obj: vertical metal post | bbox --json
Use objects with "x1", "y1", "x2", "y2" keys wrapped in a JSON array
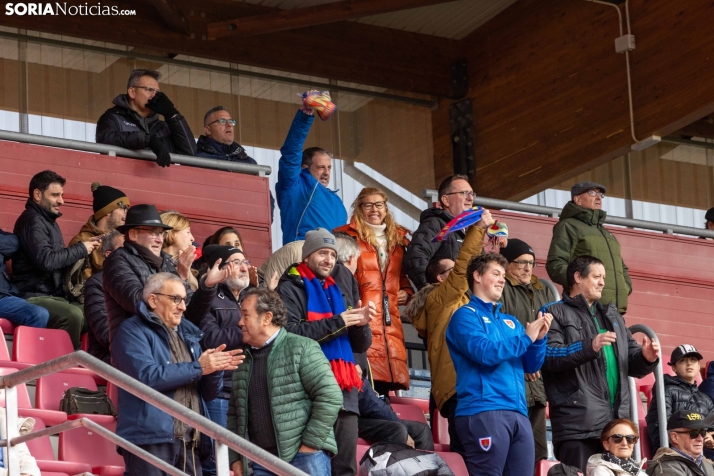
[
  {"x1": 215, "y1": 441, "x2": 230, "y2": 476},
  {"x1": 629, "y1": 377, "x2": 642, "y2": 462},
  {"x1": 4, "y1": 386, "x2": 20, "y2": 475}
]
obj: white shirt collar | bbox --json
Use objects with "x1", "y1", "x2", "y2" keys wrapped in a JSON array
[{"x1": 252, "y1": 328, "x2": 280, "y2": 349}]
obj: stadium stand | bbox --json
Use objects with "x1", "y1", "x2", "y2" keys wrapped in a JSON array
[
  {"x1": 58, "y1": 419, "x2": 125, "y2": 475},
  {"x1": 0, "y1": 367, "x2": 67, "y2": 425},
  {"x1": 25, "y1": 417, "x2": 93, "y2": 475},
  {"x1": 36, "y1": 372, "x2": 116, "y2": 425}
]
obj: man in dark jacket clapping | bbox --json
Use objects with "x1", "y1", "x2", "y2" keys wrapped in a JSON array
[
  {"x1": 542, "y1": 255, "x2": 659, "y2": 471},
  {"x1": 96, "y1": 69, "x2": 196, "y2": 168}
]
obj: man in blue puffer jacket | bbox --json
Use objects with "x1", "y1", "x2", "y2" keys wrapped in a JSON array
[
  {"x1": 112, "y1": 272, "x2": 244, "y2": 476},
  {"x1": 446, "y1": 252, "x2": 551, "y2": 476},
  {"x1": 275, "y1": 94, "x2": 347, "y2": 245}
]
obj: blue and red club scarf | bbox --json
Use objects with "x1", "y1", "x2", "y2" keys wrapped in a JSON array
[{"x1": 295, "y1": 262, "x2": 362, "y2": 391}]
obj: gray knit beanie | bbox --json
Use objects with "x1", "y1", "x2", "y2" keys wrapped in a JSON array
[{"x1": 302, "y1": 228, "x2": 338, "y2": 260}]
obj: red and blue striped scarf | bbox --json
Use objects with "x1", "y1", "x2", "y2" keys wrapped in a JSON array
[{"x1": 296, "y1": 262, "x2": 362, "y2": 391}]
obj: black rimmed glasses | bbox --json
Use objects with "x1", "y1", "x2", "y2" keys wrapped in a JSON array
[
  {"x1": 444, "y1": 191, "x2": 475, "y2": 199},
  {"x1": 513, "y1": 260, "x2": 536, "y2": 269},
  {"x1": 361, "y1": 201, "x2": 386, "y2": 211},
  {"x1": 153, "y1": 293, "x2": 187, "y2": 305},
  {"x1": 207, "y1": 118, "x2": 237, "y2": 127},
  {"x1": 133, "y1": 85, "x2": 160, "y2": 94}
]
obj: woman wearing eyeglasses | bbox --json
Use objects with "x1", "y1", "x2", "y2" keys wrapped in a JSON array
[
  {"x1": 587, "y1": 418, "x2": 645, "y2": 475},
  {"x1": 160, "y1": 211, "x2": 199, "y2": 291},
  {"x1": 334, "y1": 187, "x2": 413, "y2": 395}
]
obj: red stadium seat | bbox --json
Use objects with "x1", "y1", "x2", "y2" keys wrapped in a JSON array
[
  {"x1": 0, "y1": 318, "x2": 14, "y2": 335},
  {"x1": 431, "y1": 409, "x2": 451, "y2": 452},
  {"x1": 638, "y1": 418, "x2": 653, "y2": 460},
  {"x1": 705, "y1": 361, "x2": 711, "y2": 379},
  {"x1": 0, "y1": 367, "x2": 67, "y2": 425},
  {"x1": 13, "y1": 326, "x2": 106, "y2": 385},
  {"x1": 36, "y1": 372, "x2": 116, "y2": 425},
  {"x1": 437, "y1": 451, "x2": 468, "y2": 476},
  {"x1": 59, "y1": 419, "x2": 125, "y2": 475},
  {"x1": 25, "y1": 417, "x2": 93, "y2": 475},
  {"x1": 106, "y1": 381, "x2": 119, "y2": 411},
  {"x1": 356, "y1": 443, "x2": 370, "y2": 468},
  {"x1": 390, "y1": 403, "x2": 427, "y2": 424},
  {"x1": 0, "y1": 335, "x2": 31, "y2": 370},
  {"x1": 637, "y1": 373, "x2": 655, "y2": 405},
  {"x1": 81, "y1": 333, "x2": 89, "y2": 352},
  {"x1": 537, "y1": 459, "x2": 559, "y2": 476},
  {"x1": 388, "y1": 393, "x2": 430, "y2": 414},
  {"x1": 40, "y1": 473, "x2": 70, "y2": 476}
]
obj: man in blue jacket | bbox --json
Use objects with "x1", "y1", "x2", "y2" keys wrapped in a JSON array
[
  {"x1": 446, "y1": 252, "x2": 551, "y2": 476},
  {"x1": 112, "y1": 272, "x2": 244, "y2": 476},
  {"x1": 275, "y1": 92, "x2": 347, "y2": 245}
]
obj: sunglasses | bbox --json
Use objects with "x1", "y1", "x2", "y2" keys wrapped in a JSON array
[
  {"x1": 606, "y1": 434, "x2": 639, "y2": 445},
  {"x1": 673, "y1": 429, "x2": 708, "y2": 439}
]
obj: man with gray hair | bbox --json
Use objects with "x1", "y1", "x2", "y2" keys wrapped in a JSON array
[
  {"x1": 96, "y1": 68, "x2": 196, "y2": 168},
  {"x1": 112, "y1": 272, "x2": 243, "y2": 476},
  {"x1": 228, "y1": 288, "x2": 342, "y2": 476},
  {"x1": 333, "y1": 231, "x2": 360, "y2": 275}
]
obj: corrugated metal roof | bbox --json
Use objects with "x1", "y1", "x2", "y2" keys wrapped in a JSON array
[{"x1": 234, "y1": 0, "x2": 518, "y2": 39}]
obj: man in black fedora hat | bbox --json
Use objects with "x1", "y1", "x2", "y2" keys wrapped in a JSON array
[{"x1": 103, "y1": 204, "x2": 228, "y2": 343}]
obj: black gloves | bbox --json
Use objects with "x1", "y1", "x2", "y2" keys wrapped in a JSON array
[
  {"x1": 148, "y1": 134, "x2": 171, "y2": 168},
  {"x1": 146, "y1": 91, "x2": 178, "y2": 119}
]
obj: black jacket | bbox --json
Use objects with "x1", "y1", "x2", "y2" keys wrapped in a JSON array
[
  {"x1": 198, "y1": 283, "x2": 245, "y2": 399},
  {"x1": 275, "y1": 261, "x2": 372, "y2": 414},
  {"x1": 84, "y1": 271, "x2": 110, "y2": 364},
  {"x1": 542, "y1": 293, "x2": 657, "y2": 441},
  {"x1": 403, "y1": 208, "x2": 465, "y2": 290},
  {"x1": 12, "y1": 200, "x2": 87, "y2": 297},
  {"x1": 96, "y1": 94, "x2": 197, "y2": 156},
  {"x1": 0, "y1": 229, "x2": 20, "y2": 298},
  {"x1": 102, "y1": 244, "x2": 214, "y2": 342},
  {"x1": 646, "y1": 374, "x2": 714, "y2": 451}
]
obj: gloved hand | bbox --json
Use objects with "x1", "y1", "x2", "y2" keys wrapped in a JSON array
[
  {"x1": 146, "y1": 91, "x2": 178, "y2": 118},
  {"x1": 149, "y1": 134, "x2": 171, "y2": 167}
]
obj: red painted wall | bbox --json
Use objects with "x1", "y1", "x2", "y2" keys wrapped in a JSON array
[{"x1": 0, "y1": 140, "x2": 272, "y2": 264}]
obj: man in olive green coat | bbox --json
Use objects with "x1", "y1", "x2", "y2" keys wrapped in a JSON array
[
  {"x1": 546, "y1": 181, "x2": 632, "y2": 313},
  {"x1": 499, "y1": 238, "x2": 555, "y2": 469},
  {"x1": 228, "y1": 288, "x2": 342, "y2": 476}
]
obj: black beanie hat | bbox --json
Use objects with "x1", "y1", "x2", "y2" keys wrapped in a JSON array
[
  {"x1": 203, "y1": 245, "x2": 243, "y2": 269},
  {"x1": 499, "y1": 238, "x2": 535, "y2": 263},
  {"x1": 91, "y1": 182, "x2": 129, "y2": 221}
]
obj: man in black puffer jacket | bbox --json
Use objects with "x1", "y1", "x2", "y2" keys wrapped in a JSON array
[
  {"x1": 96, "y1": 69, "x2": 196, "y2": 168},
  {"x1": 12, "y1": 170, "x2": 101, "y2": 349},
  {"x1": 542, "y1": 255, "x2": 659, "y2": 472},
  {"x1": 404, "y1": 174, "x2": 474, "y2": 290},
  {"x1": 646, "y1": 344, "x2": 714, "y2": 455}
]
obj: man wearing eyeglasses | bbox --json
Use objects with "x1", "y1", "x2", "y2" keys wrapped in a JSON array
[
  {"x1": 499, "y1": 238, "x2": 555, "y2": 469},
  {"x1": 96, "y1": 69, "x2": 197, "y2": 168},
  {"x1": 546, "y1": 181, "x2": 632, "y2": 314},
  {"x1": 196, "y1": 106, "x2": 275, "y2": 221},
  {"x1": 646, "y1": 410, "x2": 714, "y2": 475},
  {"x1": 404, "y1": 174, "x2": 475, "y2": 290}
]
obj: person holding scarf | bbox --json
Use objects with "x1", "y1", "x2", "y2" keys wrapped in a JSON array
[{"x1": 276, "y1": 228, "x2": 375, "y2": 476}]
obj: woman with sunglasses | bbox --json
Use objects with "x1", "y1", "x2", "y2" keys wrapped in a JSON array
[
  {"x1": 334, "y1": 187, "x2": 413, "y2": 395},
  {"x1": 587, "y1": 418, "x2": 645, "y2": 475}
]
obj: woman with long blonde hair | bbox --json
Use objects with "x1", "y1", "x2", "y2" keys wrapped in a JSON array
[{"x1": 334, "y1": 187, "x2": 413, "y2": 394}]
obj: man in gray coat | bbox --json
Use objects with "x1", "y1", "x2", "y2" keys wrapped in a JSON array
[{"x1": 647, "y1": 410, "x2": 714, "y2": 475}]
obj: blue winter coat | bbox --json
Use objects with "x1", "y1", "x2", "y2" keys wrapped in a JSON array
[
  {"x1": 275, "y1": 111, "x2": 347, "y2": 245},
  {"x1": 446, "y1": 294, "x2": 547, "y2": 418},
  {"x1": 112, "y1": 301, "x2": 222, "y2": 457}
]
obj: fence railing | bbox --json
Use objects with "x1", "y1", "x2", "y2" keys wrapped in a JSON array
[
  {"x1": 0, "y1": 351, "x2": 307, "y2": 476},
  {"x1": 0, "y1": 130, "x2": 272, "y2": 176}
]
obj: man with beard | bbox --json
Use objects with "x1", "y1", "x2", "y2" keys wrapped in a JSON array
[
  {"x1": 69, "y1": 182, "x2": 130, "y2": 279},
  {"x1": 195, "y1": 245, "x2": 250, "y2": 476}
]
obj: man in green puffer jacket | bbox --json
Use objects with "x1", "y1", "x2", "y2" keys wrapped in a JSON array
[
  {"x1": 227, "y1": 288, "x2": 342, "y2": 476},
  {"x1": 546, "y1": 181, "x2": 632, "y2": 313}
]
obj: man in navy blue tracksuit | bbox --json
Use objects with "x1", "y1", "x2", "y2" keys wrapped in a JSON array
[{"x1": 446, "y1": 253, "x2": 552, "y2": 476}]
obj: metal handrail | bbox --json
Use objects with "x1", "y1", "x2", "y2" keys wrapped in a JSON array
[
  {"x1": 629, "y1": 323, "x2": 667, "y2": 460},
  {"x1": 0, "y1": 351, "x2": 308, "y2": 476},
  {"x1": 0, "y1": 130, "x2": 272, "y2": 176},
  {"x1": 541, "y1": 279, "x2": 561, "y2": 302},
  {"x1": 420, "y1": 189, "x2": 714, "y2": 239}
]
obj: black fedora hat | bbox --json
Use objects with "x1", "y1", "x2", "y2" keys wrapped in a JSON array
[{"x1": 116, "y1": 204, "x2": 173, "y2": 234}]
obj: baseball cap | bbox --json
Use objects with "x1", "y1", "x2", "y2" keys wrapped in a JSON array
[
  {"x1": 667, "y1": 410, "x2": 714, "y2": 430},
  {"x1": 668, "y1": 344, "x2": 703, "y2": 366}
]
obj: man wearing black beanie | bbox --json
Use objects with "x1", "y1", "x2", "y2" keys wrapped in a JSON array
[
  {"x1": 69, "y1": 182, "x2": 130, "y2": 279},
  {"x1": 499, "y1": 238, "x2": 555, "y2": 469}
]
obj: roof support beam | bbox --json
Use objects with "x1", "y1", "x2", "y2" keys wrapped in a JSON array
[
  {"x1": 148, "y1": 0, "x2": 190, "y2": 35},
  {"x1": 207, "y1": 0, "x2": 458, "y2": 39}
]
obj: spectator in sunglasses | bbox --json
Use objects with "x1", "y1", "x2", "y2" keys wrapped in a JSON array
[
  {"x1": 646, "y1": 410, "x2": 714, "y2": 475},
  {"x1": 587, "y1": 418, "x2": 645, "y2": 475}
]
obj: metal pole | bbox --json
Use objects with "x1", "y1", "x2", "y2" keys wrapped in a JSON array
[
  {"x1": 540, "y1": 279, "x2": 561, "y2": 301},
  {"x1": 3, "y1": 386, "x2": 19, "y2": 475},
  {"x1": 629, "y1": 376, "x2": 642, "y2": 462},
  {"x1": 215, "y1": 441, "x2": 230, "y2": 476}
]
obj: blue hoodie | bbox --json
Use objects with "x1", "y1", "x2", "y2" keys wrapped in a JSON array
[
  {"x1": 446, "y1": 294, "x2": 547, "y2": 418},
  {"x1": 275, "y1": 111, "x2": 347, "y2": 245}
]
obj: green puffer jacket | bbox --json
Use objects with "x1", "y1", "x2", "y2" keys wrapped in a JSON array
[
  {"x1": 546, "y1": 201, "x2": 632, "y2": 313},
  {"x1": 226, "y1": 328, "x2": 342, "y2": 469}
]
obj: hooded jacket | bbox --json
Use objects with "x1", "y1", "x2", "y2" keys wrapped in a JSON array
[
  {"x1": 446, "y1": 294, "x2": 547, "y2": 417},
  {"x1": 112, "y1": 301, "x2": 221, "y2": 457},
  {"x1": 68, "y1": 217, "x2": 106, "y2": 280},
  {"x1": 275, "y1": 111, "x2": 347, "y2": 245},
  {"x1": 410, "y1": 225, "x2": 485, "y2": 411},
  {"x1": 403, "y1": 207, "x2": 466, "y2": 290},
  {"x1": 95, "y1": 94, "x2": 196, "y2": 156},
  {"x1": 646, "y1": 447, "x2": 714, "y2": 476},
  {"x1": 645, "y1": 374, "x2": 714, "y2": 452},
  {"x1": 546, "y1": 201, "x2": 632, "y2": 313},
  {"x1": 333, "y1": 221, "x2": 413, "y2": 391},
  {"x1": 12, "y1": 200, "x2": 87, "y2": 297},
  {"x1": 542, "y1": 294, "x2": 657, "y2": 441}
]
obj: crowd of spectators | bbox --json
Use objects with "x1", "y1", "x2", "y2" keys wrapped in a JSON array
[{"x1": 1, "y1": 67, "x2": 712, "y2": 476}]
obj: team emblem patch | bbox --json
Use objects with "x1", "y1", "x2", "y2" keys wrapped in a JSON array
[
  {"x1": 479, "y1": 437, "x2": 492, "y2": 451},
  {"x1": 482, "y1": 316, "x2": 491, "y2": 324},
  {"x1": 504, "y1": 319, "x2": 515, "y2": 329}
]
